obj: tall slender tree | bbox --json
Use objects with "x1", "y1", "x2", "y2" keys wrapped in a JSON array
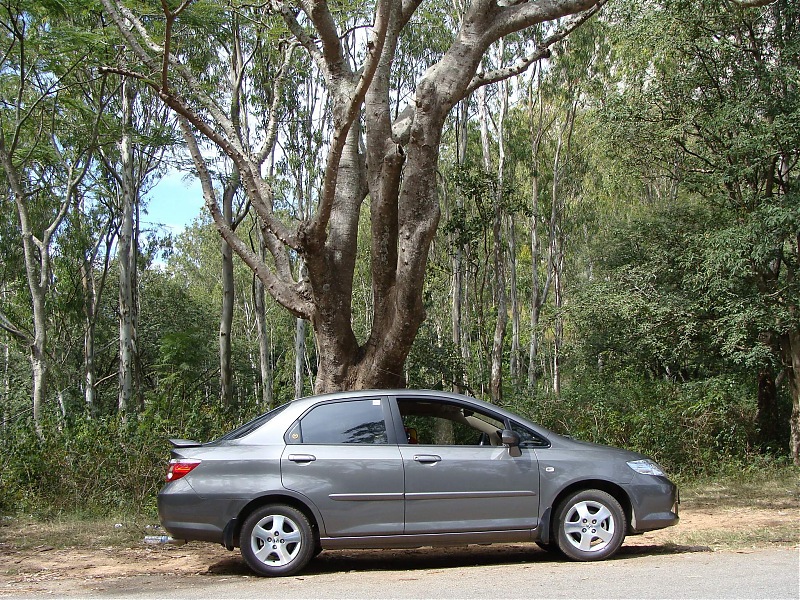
[{"x1": 1, "y1": 2, "x2": 103, "y2": 432}]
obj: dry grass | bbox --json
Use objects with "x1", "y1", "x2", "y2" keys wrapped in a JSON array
[
  {"x1": 680, "y1": 469, "x2": 800, "y2": 511},
  {"x1": 0, "y1": 517, "x2": 155, "y2": 553}
]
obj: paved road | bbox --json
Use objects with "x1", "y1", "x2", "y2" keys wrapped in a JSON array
[{"x1": 4, "y1": 546, "x2": 798, "y2": 599}]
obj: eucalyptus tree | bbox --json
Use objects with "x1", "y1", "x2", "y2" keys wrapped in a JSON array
[
  {"x1": 96, "y1": 77, "x2": 173, "y2": 417},
  {"x1": 0, "y1": 1, "x2": 106, "y2": 432},
  {"x1": 99, "y1": 0, "x2": 605, "y2": 392}
]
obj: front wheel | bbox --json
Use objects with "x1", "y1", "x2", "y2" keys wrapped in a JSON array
[
  {"x1": 239, "y1": 504, "x2": 315, "y2": 576},
  {"x1": 555, "y1": 489, "x2": 626, "y2": 561}
]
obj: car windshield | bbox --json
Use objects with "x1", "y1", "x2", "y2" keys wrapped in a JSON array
[{"x1": 215, "y1": 403, "x2": 291, "y2": 441}]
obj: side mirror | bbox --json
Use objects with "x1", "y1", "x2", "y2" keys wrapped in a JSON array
[{"x1": 501, "y1": 429, "x2": 522, "y2": 457}]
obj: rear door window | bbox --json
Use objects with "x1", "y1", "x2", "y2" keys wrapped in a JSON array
[{"x1": 293, "y1": 399, "x2": 389, "y2": 444}]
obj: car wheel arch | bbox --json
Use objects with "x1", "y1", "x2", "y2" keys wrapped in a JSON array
[
  {"x1": 228, "y1": 493, "x2": 323, "y2": 549},
  {"x1": 543, "y1": 479, "x2": 632, "y2": 543}
]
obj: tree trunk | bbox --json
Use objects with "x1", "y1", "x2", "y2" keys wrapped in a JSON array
[
  {"x1": 508, "y1": 216, "x2": 520, "y2": 388},
  {"x1": 550, "y1": 116, "x2": 567, "y2": 397},
  {"x1": 528, "y1": 70, "x2": 552, "y2": 390},
  {"x1": 84, "y1": 315, "x2": 96, "y2": 415},
  {"x1": 30, "y1": 291, "x2": 48, "y2": 433},
  {"x1": 220, "y1": 236, "x2": 234, "y2": 406},
  {"x1": 118, "y1": 75, "x2": 136, "y2": 420},
  {"x1": 102, "y1": 0, "x2": 605, "y2": 395},
  {"x1": 76, "y1": 203, "x2": 111, "y2": 417},
  {"x1": 219, "y1": 179, "x2": 237, "y2": 407},
  {"x1": 295, "y1": 316, "x2": 307, "y2": 399},
  {"x1": 253, "y1": 227, "x2": 274, "y2": 410},
  {"x1": 788, "y1": 330, "x2": 800, "y2": 466},
  {"x1": 552, "y1": 244, "x2": 564, "y2": 396},
  {"x1": 478, "y1": 81, "x2": 509, "y2": 404},
  {"x1": 451, "y1": 97, "x2": 470, "y2": 393},
  {"x1": 2, "y1": 134, "x2": 71, "y2": 438},
  {"x1": 756, "y1": 364, "x2": 781, "y2": 452},
  {"x1": 2, "y1": 338, "x2": 9, "y2": 430}
]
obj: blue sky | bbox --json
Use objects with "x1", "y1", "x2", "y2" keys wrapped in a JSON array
[{"x1": 143, "y1": 170, "x2": 205, "y2": 233}]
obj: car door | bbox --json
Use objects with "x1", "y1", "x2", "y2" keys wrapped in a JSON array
[
  {"x1": 280, "y1": 396, "x2": 405, "y2": 537},
  {"x1": 395, "y1": 396, "x2": 540, "y2": 535}
]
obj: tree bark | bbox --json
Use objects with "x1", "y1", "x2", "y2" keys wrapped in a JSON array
[
  {"x1": 527, "y1": 70, "x2": 554, "y2": 390},
  {"x1": 252, "y1": 224, "x2": 274, "y2": 409},
  {"x1": 451, "y1": 97, "x2": 470, "y2": 393},
  {"x1": 219, "y1": 178, "x2": 238, "y2": 407},
  {"x1": 1, "y1": 133, "x2": 75, "y2": 438},
  {"x1": 788, "y1": 330, "x2": 800, "y2": 466},
  {"x1": 118, "y1": 75, "x2": 136, "y2": 420},
  {"x1": 508, "y1": 216, "x2": 520, "y2": 388},
  {"x1": 295, "y1": 316, "x2": 306, "y2": 398}
]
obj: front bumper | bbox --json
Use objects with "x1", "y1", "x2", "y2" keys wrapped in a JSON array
[{"x1": 627, "y1": 475, "x2": 680, "y2": 533}]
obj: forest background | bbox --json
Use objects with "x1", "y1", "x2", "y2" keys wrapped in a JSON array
[{"x1": 1, "y1": 0, "x2": 798, "y2": 518}]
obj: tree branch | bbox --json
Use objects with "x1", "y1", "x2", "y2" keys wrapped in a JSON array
[
  {"x1": 465, "y1": 1, "x2": 606, "y2": 97},
  {"x1": 730, "y1": 0, "x2": 777, "y2": 7},
  {"x1": 178, "y1": 116, "x2": 312, "y2": 319},
  {"x1": 0, "y1": 310, "x2": 31, "y2": 344},
  {"x1": 302, "y1": 0, "x2": 391, "y2": 251},
  {"x1": 484, "y1": 0, "x2": 603, "y2": 43}
]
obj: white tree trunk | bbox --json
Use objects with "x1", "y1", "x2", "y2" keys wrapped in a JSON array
[{"x1": 118, "y1": 75, "x2": 136, "y2": 419}]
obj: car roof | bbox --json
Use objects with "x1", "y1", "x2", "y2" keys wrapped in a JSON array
[{"x1": 293, "y1": 389, "x2": 542, "y2": 427}]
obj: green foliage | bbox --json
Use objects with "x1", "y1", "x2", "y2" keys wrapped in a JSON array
[
  {"x1": 515, "y1": 373, "x2": 765, "y2": 476},
  {"x1": 0, "y1": 392, "x2": 276, "y2": 517},
  {"x1": 1, "y1": 414, "x2": 168, "y2": 516},
  {"x1": 406, "y1": 324, "x2": 464, "y2": 391}
]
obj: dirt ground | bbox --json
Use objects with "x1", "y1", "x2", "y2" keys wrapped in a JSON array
[{"x1": 1, "y1": 501, "x2": 798, "y2": 598}]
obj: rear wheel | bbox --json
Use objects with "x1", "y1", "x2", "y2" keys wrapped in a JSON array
[
  {"x1": 239, "y1": 504, "x2": 315, "y2": 576},
  {"x1": 555, "y1": 489, "x2": 626, "y2": 561}
]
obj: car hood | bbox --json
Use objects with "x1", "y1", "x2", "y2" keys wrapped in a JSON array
[{"x1": 554, "y1": 435, "x2": 650, "y2": 462}]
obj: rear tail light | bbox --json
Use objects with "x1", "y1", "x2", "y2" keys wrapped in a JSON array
[{"x1": 166, "y1": 458, "x2": 201, "y2": 481}]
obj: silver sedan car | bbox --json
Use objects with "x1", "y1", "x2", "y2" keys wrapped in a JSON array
[{"x1": 158, "y1": 389, "x2": 679, "y2": 576}]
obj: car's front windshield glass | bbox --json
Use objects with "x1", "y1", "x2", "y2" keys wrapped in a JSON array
[{"x1": 215, "y1": 403, "x2": 291, "y2": 441}]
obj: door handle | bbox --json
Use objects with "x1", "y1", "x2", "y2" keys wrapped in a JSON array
[
  {"x1": 287, "y1": 454, "x2": 316, "y2": 463},
  {"x1": 413, "y1": 454, "x2": 442, "y2": 464}
]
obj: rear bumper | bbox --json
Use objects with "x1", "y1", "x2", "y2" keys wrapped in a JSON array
[{"x1": 158, "y1": 480, "x2": 227, "y2": 544}]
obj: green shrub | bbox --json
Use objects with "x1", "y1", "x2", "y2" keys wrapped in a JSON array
[
  {"x1": 513, "y1": 372, "x2": 768, "y2": 476},
  {"x1": 0, "y1": 397, "x2": 269, "y2": 517}
]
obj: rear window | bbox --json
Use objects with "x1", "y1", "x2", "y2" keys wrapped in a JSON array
[
  {"x1": 216, "y1": 403, "x2": 291, "y2": 441},
  {"x1": 295, "y1": 399, "x2": 388, "y2": 444}
]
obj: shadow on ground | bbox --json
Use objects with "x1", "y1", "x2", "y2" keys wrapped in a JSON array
[{"x1": 203, "y1": 542, "x2": 712, "y2": 577}]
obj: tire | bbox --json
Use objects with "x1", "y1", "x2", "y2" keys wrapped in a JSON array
[
  {"x1": 535, "y1": 540, "x2": 563, "y2": 555},
  {"x1": 239, "y1": 504, "x2": 315, "y2": 576},
  {"x1": 554, "y1": 489, "x2": 626, "y2": 561}
]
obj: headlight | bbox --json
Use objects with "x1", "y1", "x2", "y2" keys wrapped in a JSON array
[{"x1": 627, "y1": 459, "x2": 665, "y2": 476}]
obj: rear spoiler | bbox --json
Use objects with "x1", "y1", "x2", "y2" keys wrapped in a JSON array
[{"x1": 169, "y1": 438, "x2": 203, "y2": 448}]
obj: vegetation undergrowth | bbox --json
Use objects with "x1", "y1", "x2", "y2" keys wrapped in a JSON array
[
  {"x1": 0, "y1": 398, "x2": 264, "y2": 518},
  {"x1": 1, "y1": 382, "x2": 794, "y2": 519}
]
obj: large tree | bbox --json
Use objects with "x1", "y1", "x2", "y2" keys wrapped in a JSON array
[{"x1": 99, "y1": 0, "x2": 604, "y2": 392}]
